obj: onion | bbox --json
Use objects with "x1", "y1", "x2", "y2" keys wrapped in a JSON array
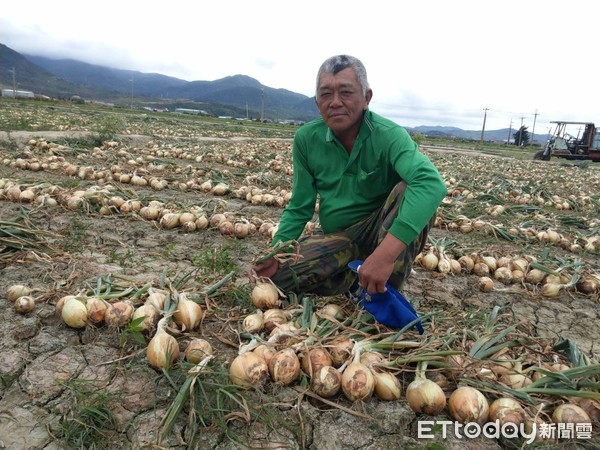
[
  {"x1": 421, "y1": 251, "x2": 439, "y2": 271},
  {"x1": 373, "y1": 371, "x2": 402, "y2": 401},
  {"x1": 525, "y1": 269, "x2": 546, "y2": 284},
  {"x1": 575, "y1": 398, "x2": 600, "y2": 423},
  {"x1": 253, "y1": 344, "x2": 276, "y2": 366},
  {"x1": 406, "y1": 378, "x2": 446, "y2": 415},
  {"x1": 301, "y1": 347, "x2": 333, "y2": 377},
  {"x1": 448, "y1": 386, "x2": 489, "y2": 424},
  {"x1": 478, "y1": 276, "x2": 494, "y2": 292},
  {"x1": 494, "y1": 267, "x2": 513, "y2": 284},
  {"x1": 160, "y1": 213, "x2": 181, "y2": 229},
  {"x1": 262, "y1": 308, "x2": 288, "y2": 333},
  {"x1": 552, "y1": 403, "x2": 591, "y2": 424},
  {"x1": 576, "y1": 277, "x2": 599, "y2": 295},
  {"x1": 184, "y1": 338, "x2": 213, "y2": 364},
  {"x1": 173, "y1": 293, "x2": 203, "y2": 331},
  {"x1": 86, "y1": 297, "x2": 108, "y2": 325},
  {"x1": 268, "y1": 348, "x2": 301, "y2": 385},
  {"x1": 230, "y1": 352, "x2": 269, "y2": 388},
  {"x1": 132, "y1": 303, "x2": 161, "y2": 333},
  {"x1": 104, "y1": 300, "x2": 135, "y2": 328},
  {"x1": 14, "y1": 295, "x2": 35, "y2": 314},
  {"x1": 489, "y1": 398, "x2": 525, "y2": 425},
  {"x1": 242, "y1": 310, "x2": 264, "y2": 333},
  {"x1": 146, "y1": 318, "x2": 180, "y2": 370},
  {"x1": 145, "y1": 288, "x2": 166, "y2": 310},
  {"x1": 540, "y1": 282, "x2": 562, "y2": 298},
  {"x1": 310, "y1": 365, "x2": 342, "y2": 398},
  {"x1": 318, "y1": 303, "x2": 346, "y2": 320},
  {"x1": 251, "y1": 283, "x2": 281, "y2": 310},
  {"x1": 61, "y1": 297, "x2": 89, "y2": 329},
  {"x1": 458, "y1": 256, "x2": 475, "y2": 273},
  {"x1": 499, "y1": 373, "x2": 532, "y2": 389},
  {"x1": 341, "y1": 362, "x2": 375, "y2": 401},
  {"x1": 359, "y1": 351, "x2": 385, "y2": 369},
  {"x1": 473, "y1": 262, "x2": 491, "y2": 277},
  {"x1": 6, "y1": 284, "x2": 32, "y2": 302},
  {"x1": 328, "y1": 337, "x2": 354, "y2": 368}
]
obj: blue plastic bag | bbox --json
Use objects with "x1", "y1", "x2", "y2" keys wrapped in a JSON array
[{"x1": 347, "y1": 260, "x2": 424, "y2": 334}]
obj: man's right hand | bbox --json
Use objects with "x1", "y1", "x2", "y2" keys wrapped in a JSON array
[{"x1": 253, "y1": 257, "x2": 279, "y2": 279}]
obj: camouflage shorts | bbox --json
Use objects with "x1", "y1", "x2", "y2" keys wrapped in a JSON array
[{"x1": 270, "y1": 182, "x2": 434, "y2": 296}]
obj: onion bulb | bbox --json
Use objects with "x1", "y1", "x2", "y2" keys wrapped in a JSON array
[
  {"x1": 499, "y1": 373, "x2": 532, "y2": 389},
  {"x1": 552, "y1": 403, "x2": 590, "y2": 424},
  {"x1": 146, "y1": 318, "x2": 180, "y2": 370},
  {"x1": 242, "y1": 310, "x2": 264, "y2": 333},
  {"x1": 251, "y1": 283, "x2": 281, "y2": 310},
  {"x1": 328, "y1": 337, "x2": 354, "y2": 368},
  {"x1": 253, "y1": 344, "x2": 276, "y2": 366},
  {"x1": 173, "y1": 293, "x2": 203, "y2": 331},
  {"x1": 406, "y1": 378, "x2": 446, "y2": 414},
  {"x1": 6, "y1": 284, "x2": 32, "y2": 302},
  {"x1": 14, "y1": 295, "x2": 35, "y2": 314},
  {"x1": 489, "y1": 397, "x2": 525, "y2": 425},
  {"x1": 262, "y1": 308, "x2": 288, "y2": 333},
  {"x1": 104, "y1": 300, "x2": 135, "y2": 328},
  {"x1": 575, "y1": 398, "x2": 600, "y2": 423},
  {"x1": 132, "y1": 303, "x2": 161, "y2": 333},
  {"x1": 145, "y1": 288, "x2": 166, "y2": 310},
  {"x1": 421, "y1": 250, "x2": 439, "y2": 271},
  {"x1": 341, "y1": 362, "x2": 375, "y2": 401},
  {"x1": 301, "y1": 347, "x2": 333, "y2": 377},
  {"x1": 478, "y1": 276, "x2": 494, "y2": 292},
  {"x1": 525, "y1": 269, "x2": 546, "y2": 284},
  {"x1": 86, "y1": 297, "x2": 108, "y2": 325},
  {"x1": 318, "y1": 303, "x2": 346, "y2": 320},
  {"x1": 310, "y1": 365, "x2": 342, "y2": 398},
  {"x1": 268, "y1": 348, "x2": 301, "y2": 385},
  {"x1": 184, "y1": 338, "x2": 213, "y2": 364},
  {"x1": 373, "y1": 371, "x2": 402, "y2": 401},
  {"x1": 448, "y1": 386, "x2": 489, "y2": 424},
  {"x1": 61, "y1": 297, "x2": 88, "y2": 329},
  {"x1": 229, "y1": 352, "x2": 269, "y2": 388}
]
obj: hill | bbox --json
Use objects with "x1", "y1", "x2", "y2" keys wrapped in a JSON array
[
  {"x1": 0, "y1": 44, "x2": 319, "y2": 122},
  {"x1": 0, "y1": 43, "x2": 548, "y2": 141}
]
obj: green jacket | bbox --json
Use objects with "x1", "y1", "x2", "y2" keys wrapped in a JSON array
[{"x1": 272, "y1": 110, "x2": 447, "y2": 245}]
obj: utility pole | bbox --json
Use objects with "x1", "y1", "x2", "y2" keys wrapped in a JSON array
[
  {"x1": 531, "y1": 109, "x2": 539, "y2": 145},
  {"x1": 517, "y1": 115, "x2": 524, "y2": 146},
  {"x1": 507, "y1": 119, "x2": 513, "y2": 145},
  {"x1": 480, "y1": 107, "x2": 489, "y2": 143}
]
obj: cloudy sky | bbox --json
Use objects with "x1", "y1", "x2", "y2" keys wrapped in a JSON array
[{"x1": 1, "y1": 0, "x2": 597, "y2": 134}]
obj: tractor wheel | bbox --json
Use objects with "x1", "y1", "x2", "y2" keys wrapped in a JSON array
[{"x1": 533, "y1": 151, "x2": 550, "y2": 161}]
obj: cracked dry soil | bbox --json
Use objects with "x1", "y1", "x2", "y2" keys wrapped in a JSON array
[{"x1": 0, "y1": 130, "x2": 599, "y2": 450}]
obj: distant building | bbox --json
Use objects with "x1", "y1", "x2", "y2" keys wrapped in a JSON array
[
  {"x1": 2, "y1": 89, "x2": 35, "y2": 99},
  {"x1": 174, "y1": 108, "x2": 208, "y2": 116}
]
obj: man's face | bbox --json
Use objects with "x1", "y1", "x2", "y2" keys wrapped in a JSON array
[{"x1": 316, "y1": 67, "x2": 372, "y2": 137}]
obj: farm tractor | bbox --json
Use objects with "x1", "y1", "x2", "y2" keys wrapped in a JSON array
[{"x1": 534, "y1": 121, "x2": 600, "y2": 162}]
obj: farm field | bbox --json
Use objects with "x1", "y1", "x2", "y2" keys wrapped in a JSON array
[{"x1": 0, "y1": 100, "x2": 599, "y2": 450}]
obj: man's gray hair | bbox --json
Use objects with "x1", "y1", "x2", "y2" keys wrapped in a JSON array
[{"x1": 316, "y1": 55, "x2": 370, "y2": 97}]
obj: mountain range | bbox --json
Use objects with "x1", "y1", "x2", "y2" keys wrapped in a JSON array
[{"x1": 0, "y1": 43, "x2": 547, "y2": 142}]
